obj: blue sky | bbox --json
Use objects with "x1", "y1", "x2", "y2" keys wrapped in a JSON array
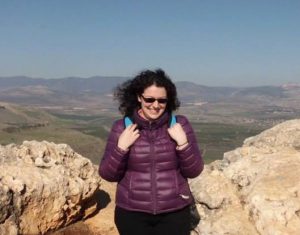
[{"x1": 0, "y1": 0, "x2": 299, "y2": 86}]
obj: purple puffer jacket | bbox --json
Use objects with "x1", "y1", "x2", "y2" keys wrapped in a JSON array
[{"x1": 99, "y1": 110, "x2": 204, "y2": 214}]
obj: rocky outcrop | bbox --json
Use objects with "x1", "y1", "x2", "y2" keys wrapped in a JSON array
[
  {"x1": 190, "y1": 119, "x2": 300, "y2": 235},
  {"x1": 2, "y1": 119, "x2": 300, "y2": 235},
  {"x1": 0, "y1": 141, "x2": 100, "y2": 235}
]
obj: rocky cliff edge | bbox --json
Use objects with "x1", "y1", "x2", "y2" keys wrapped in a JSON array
[
  {"x1": 0, "y1": 140, "x2": 101, "y2": 235},
  {"x1": 190, "y1": 119, "x2": 300, "y2": 235},
  {"x1": 2, "y1": 119, "x2": 300, "y2": 235}
]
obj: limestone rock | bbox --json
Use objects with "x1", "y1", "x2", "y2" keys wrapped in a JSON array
[
  {"x1": 190, "y1": 119, "x2": 300, "y2": 235},
  {"x1": 0, "y1": 140, "x2": 101, "y2": 235}
]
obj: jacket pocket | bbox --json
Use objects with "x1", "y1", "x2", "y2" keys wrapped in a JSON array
[{"x1": 178, "y1": 182, "x2": 193, "y2": 203}]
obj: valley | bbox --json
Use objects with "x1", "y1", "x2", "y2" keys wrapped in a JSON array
[{"x1": 0, "y1": 76, "x2": 299, "y2": 164}]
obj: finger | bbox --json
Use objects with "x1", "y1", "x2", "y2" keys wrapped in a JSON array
[
  {"x1": 133, "y1": 133, "x2": 140, "y2": 141},
  {"x1": 175, "y1": 123, "x2": 183, "y2": 128},
  {"x1": 125, "y1": 124, "x2": 134, "y2": 132},
  {"x1": 129, "y1": 123, "x2": 138, "y2": 130},
  {"x1": 170, "y1": 123, "x2": 180, "y2": 130},
  {"x1": 133, "y1": 129, "x2": 139, "y2": 135}
]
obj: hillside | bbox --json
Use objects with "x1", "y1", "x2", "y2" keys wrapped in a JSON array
[
  {"x1": 0, "y1": 102, "x2": 269, "y2": 164},
  {"x1": 1, "y1": 76, "x2": 300, "y2": 164},
  {"x1": 0, "y1": 102, "x2": 106, "y2": 164},
  {"x1": 1, "y1": 76, "x2": 300, "y2": 110}
]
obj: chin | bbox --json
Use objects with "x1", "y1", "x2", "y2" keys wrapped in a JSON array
[
  {"x1": 148, "y1": 112, "x2": 163, "y2": 120},
  {"x1": 142, "y1": 107, "x2": 166, "y2": 121}
]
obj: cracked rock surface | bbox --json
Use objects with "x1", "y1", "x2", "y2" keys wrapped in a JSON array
[
  {"x1": 0, "y1": 141, "x2": 100, "y2": 235},
  {"x1": 190, "y1": 119, "x2": 300, "y2": 235}
]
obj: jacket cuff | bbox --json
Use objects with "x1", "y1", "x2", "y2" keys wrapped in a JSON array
[
  {"x1": 176, "y1": 143, "x2": 197, "y2": 163},
  {"x1": 112, "y1": 145, "x2": 129, "y2": 162},
  {"x1": 176, "y1": 142, "x2": 191, "y2": 154},
  {"x1": 115, "y1": 145, "x2": 129, "y2": 155}
]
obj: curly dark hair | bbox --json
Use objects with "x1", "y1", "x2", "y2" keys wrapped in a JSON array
[{"x1": 114, "y1": 69, "x2": 180, "y2": 116}]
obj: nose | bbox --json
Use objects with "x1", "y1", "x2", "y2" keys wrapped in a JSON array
[{"x1": 152, "y1": 100, "x2": 160, "y2": 108}]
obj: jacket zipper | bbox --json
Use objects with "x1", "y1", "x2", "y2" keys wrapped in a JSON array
[{"x1": 149, "y1": 123, "x2": 157, "y2": 214}]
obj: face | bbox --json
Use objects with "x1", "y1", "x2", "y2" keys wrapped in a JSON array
[{"x1": 137, "y1": 84, "x2": 168, "y2": 121}]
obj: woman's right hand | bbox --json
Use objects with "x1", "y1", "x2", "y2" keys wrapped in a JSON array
[{"x1": 117, "y1": 124, "x2": 140, "y2": 151}]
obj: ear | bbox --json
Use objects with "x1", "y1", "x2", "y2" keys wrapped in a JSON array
[{"x1": 137, "y1": 95, "x2": 142, "y2": 103}]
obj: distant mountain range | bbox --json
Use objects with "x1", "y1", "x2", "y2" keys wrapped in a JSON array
[
  {"x1": 0, "y1": 76, "x2": 300, "y2": 108},
  {"x1": 0, "y1": 76, "x2": 128, "y2": 94}
]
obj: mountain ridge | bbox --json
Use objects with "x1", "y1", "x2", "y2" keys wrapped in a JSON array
[{"x1": 1, "y1": 76, "x2": 300, "y2": 105}]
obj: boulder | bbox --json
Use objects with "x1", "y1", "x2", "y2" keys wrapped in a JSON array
[
  {"x1": 190, "y1": 119, "x2": 300, "y2": 235},
  {"x1": 0, "y1": 140, "x2": 100, "y2": 235}
]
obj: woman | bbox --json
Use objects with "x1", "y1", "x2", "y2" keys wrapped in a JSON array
[{"x1": 99, "y1": 69, "x2": 204, "y2": 235}]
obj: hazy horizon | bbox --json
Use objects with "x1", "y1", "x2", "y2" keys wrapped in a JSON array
[
  {"x1": 2, "y1": 74, "x2": 300, "y2": 88},
  {"x1": 1, "y1": 1, "x2": 300, "y2": 87}
]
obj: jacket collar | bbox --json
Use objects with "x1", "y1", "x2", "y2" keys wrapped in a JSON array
[{"x1": 133, "y1": 109, "x2": 170, "y2": 130}]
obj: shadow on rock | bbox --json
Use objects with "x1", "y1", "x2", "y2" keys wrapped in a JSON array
[
  {"x1": 84, "y1": 187, "x2": 112, "y2": 219},
  {"x1": 47, "y1": 188, "x2": 112, "y2": 235}
]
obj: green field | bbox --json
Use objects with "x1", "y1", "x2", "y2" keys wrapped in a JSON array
[
  {"x1": 191, "y1": 122, "x2": 264, "y2": 163},
  {"x1": 0, "y1": 105, "x2": 267, "y2": 164},
  {"x1": 47, "y1": 112, "x2": 266, "y2": 164}
]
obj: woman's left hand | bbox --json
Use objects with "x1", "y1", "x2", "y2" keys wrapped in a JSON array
[{"x1": 167, "y1": 123, "x2": 188, "y2": 146}]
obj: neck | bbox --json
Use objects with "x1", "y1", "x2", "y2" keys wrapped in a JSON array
[{"x1": 137, "y1": 109, "x2": 151, "y2": 122}]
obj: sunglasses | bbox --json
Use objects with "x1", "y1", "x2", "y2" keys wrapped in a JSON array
[{"x1": 140, "y1": 95, "x2": 168, "y2": 104}]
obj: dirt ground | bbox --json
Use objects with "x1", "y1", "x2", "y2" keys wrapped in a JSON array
[{"x1": 84, "y1": 179, "x2": 118, "y2": 235}]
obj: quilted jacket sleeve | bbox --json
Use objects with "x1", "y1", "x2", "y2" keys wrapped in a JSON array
[
  {"x1": 176, "y1": 115, "x2": 204, "y2": 178},
  {"x1": 99, "y1": 119, "x2": 129, "y2": 182}
]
